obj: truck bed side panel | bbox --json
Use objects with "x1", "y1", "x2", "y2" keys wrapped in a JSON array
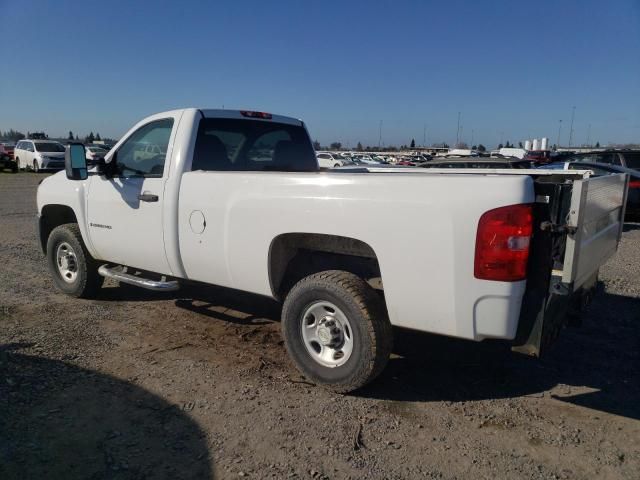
[{"x1": 177, "y1": 172, "x2": 534, "y2": 340}]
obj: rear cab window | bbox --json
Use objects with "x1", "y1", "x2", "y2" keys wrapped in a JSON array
[{"x1": 191, "y1": 118, "x2": 317, "y2": 172}]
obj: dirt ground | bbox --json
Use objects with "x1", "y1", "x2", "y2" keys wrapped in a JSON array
[{"x1": 1, "y1": 172, "x2": 639, "y2": 480}]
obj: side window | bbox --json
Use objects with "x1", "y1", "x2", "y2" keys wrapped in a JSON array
[
  {"x1": 114, "y1": 119, "x2": 173, "y2": 177},
  {"x1": 27, "y1": 142, "x2": 34, "y2": 152},
  {"x1": 623, "y1": 153, "x2": 640, "y2": 169},
  {"x1": 15, "y1": 142, "x2": 22, "y2": 150}
]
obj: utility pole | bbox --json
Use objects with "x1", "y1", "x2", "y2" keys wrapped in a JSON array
[
  {"x1": 456, "y1": 112, "x2": 461, "y2": 146},
  {"x1": 557, "y1": 119, "x2": 562, "y2": 148},
  {"x1": 423, "y1": 124, "x2": 426, "y2": 146},
  {"x1": 378, "y1": 120, "x2": 382, "y2": 149},
  {"x1": 586, "y1": 123, "x2": 591, "y2": 147},
  {"x1": 471, "y1": 129, "x2": 474, "y2": 147},
  {"x1": 568, "y1": 106, "x2": 576, "y2": 147}
]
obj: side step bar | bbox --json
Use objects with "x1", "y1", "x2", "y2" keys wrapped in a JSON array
[{"x1": 98, "y1": 265, "x2": 180, "y2": 292}]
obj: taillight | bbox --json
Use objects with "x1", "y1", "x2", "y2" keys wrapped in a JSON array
[
  {"x1": 475, "y1": 204, "x2": 533, "y2": 282},
  {"x1": 629, "y1": 180, "x2": 640, "y2": 189},
  {"x1": 240, "y1": 110, "x2": 272, "y2": 119}
]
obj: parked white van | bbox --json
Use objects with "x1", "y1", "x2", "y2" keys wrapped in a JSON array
[{"x1": 14, "y1": 140, "x2": 66, "y2": 172}]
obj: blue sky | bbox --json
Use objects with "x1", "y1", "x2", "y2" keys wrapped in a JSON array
[{"x1": 1, "y1": 0, "x2": 639, "y2": 147}]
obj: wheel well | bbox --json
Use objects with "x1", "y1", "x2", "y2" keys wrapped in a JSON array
[
  {"x1": 39, "y1": 205, "x2": 78, "y2": 253},
  {"x1": 269, "y1": 233, "x2": 382, "y2": 300}
]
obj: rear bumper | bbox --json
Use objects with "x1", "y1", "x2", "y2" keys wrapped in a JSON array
[
  {"x1": 0, "y1": 157, "x2": 17, "y2": 169},
  {"x1": 41, "y1": 161, "x2": 65, "y2": 170},
  {"x1": 512, "y1": 271, "x2": 598, "y2": 356}
]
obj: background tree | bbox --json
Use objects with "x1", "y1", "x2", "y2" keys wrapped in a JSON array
[
  {"x1": 356, "y1": 141, "x2": 363, "y2": 151},
  {"x1": 95, "y1": 133, "x2": 101, "y2": 141},
  {"x1": 410, "y1": 138, "x2": 415, "y2": 148},
  {"x1": 518, "y1": 141, "x2": 523, "y2": 148},
  {"x1": 85, "y1": 132, "x2": 95, "y2": 143},
  {"x1": 68, "y1": 131, "x2": 74, "y2": 140},
  {"x1": 477, "y1": 144, "x2": 486, "y2": 152},
  {"x1": 498, "y1": 143, "x2": 504, "y2": 149},
  {"x1": 471, "y1": 145, "x2": 477, "y2": 150},
  {"x1": 75, "y1": 135, "x2": 79, "y2": 141},
  {"x1": 595, "y1": 141, "x2": 600, "y2": 148},
  {"x1": 329, "y1": 142, "x2": 342, "y2": 150},
  {"x1": 4, "y1": 129, "x2": 25, "y2": 142},
  {"x1": 312, "y1": 140, "x2": 321, "y2": 150}
]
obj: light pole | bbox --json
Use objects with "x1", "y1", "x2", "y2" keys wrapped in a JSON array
[
  {"x1": 456, "y1": 112, "x2": 461, "y2": 146},
  {"x1": 471, "y1": 129, "x2": 474, "y2": 148},
  {"x1": 586, "y1": 123, "x2": 591, "y2": 147},
  {"x1": 568, "y1": 106, "x2": 576, "y2": 147},
  {"x1": 378, "y1": 120, "x2": 382, "y2": 149},
  {"x1": 557, "y1": 120, "x2": 562, "y2": 148}
]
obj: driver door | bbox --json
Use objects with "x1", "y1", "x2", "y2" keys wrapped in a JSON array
[{"x1": 86, "y1": 117, "x2": 177, "y2": 275}]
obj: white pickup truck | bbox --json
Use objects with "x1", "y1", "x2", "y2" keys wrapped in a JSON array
[{"x1": 36, "y1": 108, "x2": 629, "y2": 392}]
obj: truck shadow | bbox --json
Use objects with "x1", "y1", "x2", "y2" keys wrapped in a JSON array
[
  {"x1": 360, "y1": 291, "x2": 640, "y2": 421},
  {"x1": 0, "y1": 343, "x2": 213, "y2": 480},
  {"x1": 96, "y1": 283, "x2": 639, "y2": 421}
]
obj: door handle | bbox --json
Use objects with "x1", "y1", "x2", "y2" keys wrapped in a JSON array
[{"x1": 138, "y1": 193, "x2": 159, "y2": 202}]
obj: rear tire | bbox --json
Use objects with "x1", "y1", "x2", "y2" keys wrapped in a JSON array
[
  {"x1": 281, "y1": 270, "x2": 392, "y2": 393},
  {"x1": 46, "y1": 223, "x2": 104, "y2": 298},
  {"x1": 33, "y1": 160, "x2": 39, "y2": 173}
]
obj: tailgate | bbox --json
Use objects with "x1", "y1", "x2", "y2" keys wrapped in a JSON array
[
  {"x1": 561, "y1": 173, "x2": 628, "y2": 289},
  {"x1": 512, "y1": 172, "x2": 628, "y2": 357}
]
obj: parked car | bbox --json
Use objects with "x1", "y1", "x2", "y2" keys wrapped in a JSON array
[
  {"x1": 524, "y1": 150, "x2": 554, "y2": 164},
  {"x1": 316, "y1": 152, "x2": 344, "y2": 168},
  {"x1": 85, "y1": 146, "x2": 108, "y2": 164},
  {"x1": 541, "y1": 161, "x2": 640, "y2": 217},
  {"x1": 37, "y1": 108, "x2": 627, "y2": 392},
  {"x1": 395, "y1": 158, "x2": 416, "y2": 166},
  {"x1": 14, "y1": 140, "x2": 66, "y2": 172},
  {"x1": 421, "y1": 158, "x2": 533, "y2": 169},
  {"x1": 564, "y1": 150, "x2": 640, "y2": 170},
  {"x1": 0, "y1": 142, "x2": 15, "y2": 158},
  {"x1": 0, "y1": 143, "x2": 18, "y2": 172}
]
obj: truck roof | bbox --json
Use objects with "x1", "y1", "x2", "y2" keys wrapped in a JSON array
[{"x1": 198, "y1": 109, "x2": 304, "y2": 126}]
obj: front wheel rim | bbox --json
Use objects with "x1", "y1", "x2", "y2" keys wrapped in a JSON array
[
  {"x1": 56, "y1": 242, "x2": 78, "y2": 283},
  {"x1": 301, "y1": 301, "x2": 354, "y2": 368}
]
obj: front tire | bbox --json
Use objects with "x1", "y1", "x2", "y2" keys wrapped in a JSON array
[
  {"x1": 46, "y1": 223, "x2": 104, "y2": 298},
  {"x1": 33, "y1": 160, "x2": 39, "y2": 173},
  {"x1": 281, "y1": 270, "x2": 393, "y2": 393}
]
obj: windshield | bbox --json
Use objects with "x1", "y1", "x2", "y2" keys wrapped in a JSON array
[{"x1": 35, "y1": 142, "x2": 65, "y2": 153}]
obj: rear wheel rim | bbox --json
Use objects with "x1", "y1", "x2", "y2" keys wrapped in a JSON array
[
  {"x1": 56, "y1": 242, "x2": 78, "y2": 283},
  {"x1": 301, "y1": 301, "x2": 354, "y2": 367}
]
